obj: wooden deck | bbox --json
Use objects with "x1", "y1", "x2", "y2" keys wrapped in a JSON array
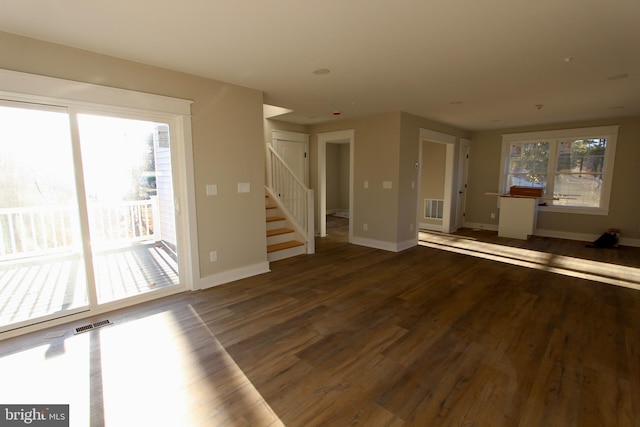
[
  {"x1": 0, "y1": 242, "x2": 179, "y2": 328},
  {"x1": 1, "y1": 216, "x2": 639, "y2": 426}
]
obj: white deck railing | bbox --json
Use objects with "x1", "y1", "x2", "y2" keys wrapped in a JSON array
[
  {"x1": 0, "y1": 199, "x2": 158, "y2": 260},
  {"x1": 267, "y1": 146, "x2": 315, "y2": 254}
]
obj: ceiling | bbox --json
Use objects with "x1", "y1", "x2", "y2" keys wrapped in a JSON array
[{"x1": 1, "y1": 0, "x2": 638, "y2": 130}]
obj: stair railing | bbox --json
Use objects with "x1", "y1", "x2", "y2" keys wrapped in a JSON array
[{"x1": 267, "y1": 145, "x2": 315, "y2": 254}]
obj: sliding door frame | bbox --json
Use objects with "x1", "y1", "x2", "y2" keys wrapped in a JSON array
[{"x1": 0, "y1": 69, "x2": 197, "y2": 339}]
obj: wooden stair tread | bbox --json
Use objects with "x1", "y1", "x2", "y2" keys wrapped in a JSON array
[
  {"x1": 266, "y1": 216, "x2": 285, "y2": 222},
  {"x1": 267, "y1": 227, "x2": 294, "y2": 237},
  {"x1": 266, "y1": 205, "x2": 278, "y2": 210},
  {"x1": 267, "y1": 240, "x2": 305, "y2": 253}
]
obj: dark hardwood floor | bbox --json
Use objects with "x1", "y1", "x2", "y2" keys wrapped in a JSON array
[{"x1": 1, "y1": 215, "x2": 639, "y2": 426}]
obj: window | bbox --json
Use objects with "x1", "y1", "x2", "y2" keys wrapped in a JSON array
[{"x1": 500, "y1": 126, "x2": 619, "y2": 215}]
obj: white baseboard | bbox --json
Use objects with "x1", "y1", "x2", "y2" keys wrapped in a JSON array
[
  {"x1": 419, "y1": 222, "x2": 442, "y2": 232},
  {"x1": 535, "y1": 228, "x2": 640, "y2": 248},
  {"x1": 197, "y1": 262, "x2": 270, "y2": 290},
  {"x1": 533, "y1": 228, "x2": 596, "y2": 243},
  {"x1": 462, "y1": 223, "x2": 640, "y2": 248},
  {"x1": 397, "y1": 238, "x2": 418, "y2": 251},
  {"x1": 351, "y1": 236, "x2": 417, "y2": 252},
  {"x1": 463, "y1": 222, "x2": 499, "y2": 232},
  {"x1": 328, "y1": 209, "x2": 350, "y2": 218},
  {"x1": 619, "y1": 237, "x2": 640, "y2": 247}
]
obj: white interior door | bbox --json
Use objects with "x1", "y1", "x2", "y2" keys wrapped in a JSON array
[{"x1": 272, "y1": 131, "x2": 309, "y2": 186}]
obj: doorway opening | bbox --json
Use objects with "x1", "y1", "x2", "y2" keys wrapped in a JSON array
[
  {"x1": 417, "y1": 129, "x2": 457, "y2": 234},
  {"x1": 317, "y1": 130, "x2": 354, "y2": 241}
]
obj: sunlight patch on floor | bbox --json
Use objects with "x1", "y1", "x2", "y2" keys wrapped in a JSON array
[
  {"x1": 96, "y1": 307, "x2": 284, "y2": 426},
  {"x1": 419, "y1": 232, "x2": 640, "y2": 291},
  {"x1": 0, "y1": 334, "x2": 91, "y2": 427}
]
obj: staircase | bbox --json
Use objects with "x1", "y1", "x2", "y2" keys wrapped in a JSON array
[{"x1": 265, "y1": 194, "x2": 306, "y2": 262}]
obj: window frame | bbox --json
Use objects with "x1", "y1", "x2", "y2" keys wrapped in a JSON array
[{"x1": 499, "y1": 125, "x2": 619, "y2": 215}]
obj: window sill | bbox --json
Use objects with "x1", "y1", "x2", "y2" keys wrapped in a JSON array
[{"x1": 537, "y1": 205, "x2": 609, "y2": 216}]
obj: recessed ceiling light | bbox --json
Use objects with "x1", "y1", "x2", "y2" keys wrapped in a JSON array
[
  {"x1": 332, "y1": 111, "x2": 341, "y2": 116},
  {"x1": 313, "y1": 68, "x2": 331, "y2": 75},
  {"x1": 563, "y1": 57, "x2": 574, "y2": 63},
  {"x1": 607, "y1": 73, "x2": 629, "y2": 81}
]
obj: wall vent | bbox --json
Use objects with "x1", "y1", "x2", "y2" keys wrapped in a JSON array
[
  {"x1": 74, "y1": 319, "x2": 113, "y2": 335},
  {"x1": 424, "y1": 199, "x2": 444, "y2": 219}
]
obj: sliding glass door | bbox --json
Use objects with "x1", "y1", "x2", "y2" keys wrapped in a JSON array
[
  {"x1": 77, "y1": 114, "x2": 179, "y2": 304},
  {"x1": 0, "y1": 103, "x2": 182, "y2": 332},
  {"x1": 0, "y1": 104, "x2": 89, "y2": 330}
]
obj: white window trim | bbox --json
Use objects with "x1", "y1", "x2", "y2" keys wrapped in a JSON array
[{"x1": 500, "y1": 125, "x2": 619, "y2": 216}]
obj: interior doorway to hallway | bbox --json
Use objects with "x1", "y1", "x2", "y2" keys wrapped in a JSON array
[{"x1": 317, "y1": 130, "x2": 354, "y2": 242}]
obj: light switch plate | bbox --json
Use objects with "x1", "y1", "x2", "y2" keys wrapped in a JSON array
[
  {"x1": 383, "y1": 181, "x2": 392, "y2": 189},
  {"x1": 238, "y1": 182, "x2": 250, "y2": 193},
  {"x1": 206, "y1": 184, "x2": 217, "y2": 196}
]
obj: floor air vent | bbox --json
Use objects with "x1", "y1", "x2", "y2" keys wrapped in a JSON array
[{"x1": 74, "y1": 319, "x2": 113, "y2": 335}]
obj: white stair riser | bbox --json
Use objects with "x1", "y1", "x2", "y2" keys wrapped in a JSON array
[
  {"x1": 266, "y1": 208, "x2": 279, "y2": 218},
  {"x1": 267, "y1": 244, "x2": 306, "y2": 262},
  {"x1": 267, "y1": 232, "x2": 295, "y2": 245},
  {"x1": 266, "y1": 220, "x2": 286, "y2": 231}
]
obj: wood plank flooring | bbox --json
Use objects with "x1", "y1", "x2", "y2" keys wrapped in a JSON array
[{"x1": 1, "y1": 215, "x2": 640, "y2": 426}]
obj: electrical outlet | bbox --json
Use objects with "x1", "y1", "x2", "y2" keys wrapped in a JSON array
[
  {"x1": 209, "y1": 251, "x2": 217, "y2": 262},
  {"x1": 363, "y1": 223, "x2": 368, "y2": 231},
  {"x1": 491, "y1": 213, "x2": 496, "y2": 219}
]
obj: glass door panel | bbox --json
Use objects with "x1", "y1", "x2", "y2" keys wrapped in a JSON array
[
  {"x1": 0, "y1": 104, "x2": 88, "y2": 330},
  {"x1": 77, "y1": 114, "x2": 179, "y2": 304}
]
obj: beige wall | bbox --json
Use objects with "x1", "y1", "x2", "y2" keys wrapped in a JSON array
[
  {"x1": 311, "y1": 113, "x2": 402, "y2": 243},
  {"x1": 337, "y1": 144, "x2": 351, "y2": 210},
  {"x1": 467, "y1": 116, "x2": 640, "y2": 240},
  {"x1": 311, "y1": 112, "x2": 468, "y2": 247},
  {"x1": 421, "y1": 142, "x2": 447, "y2": 200},
  {"x1": 325, "y1": 143, "x2": 350, "y2": 212},
  {"x1": 0, "y1": 31, "x2": 267, "y2": 282},
  {"x1": 420, "y1": 142, "x2": 446, "y2": 226}
]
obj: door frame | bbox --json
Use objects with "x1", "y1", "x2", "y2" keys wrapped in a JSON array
[
  {"x1": 0, "y1": 69, "x2": 196, "y2": 339},
  {"x1": 317, "y1": 129, "x2": 354, "y2": 240},
  {"x1": 455, "y1": 138, "x2": 471, "y2": 230}
]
